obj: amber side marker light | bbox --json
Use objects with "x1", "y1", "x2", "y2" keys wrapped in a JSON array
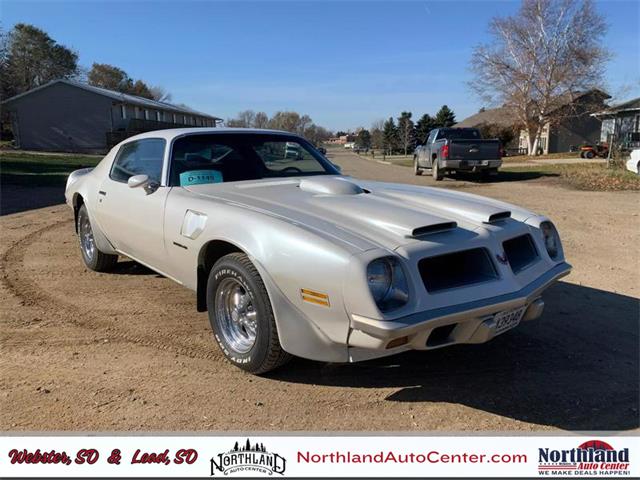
[
  {"x1": 301, "y1": 288, "x2": 330, "y2": 307},
  {"x1": 386, "y1": 336, "x2": 409, "y2": 349}
]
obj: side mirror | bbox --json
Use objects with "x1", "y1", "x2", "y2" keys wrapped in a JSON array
[
  {"x1": 128, "y1": 174, "x2": 149, "y2": 188},
  {"x1": 128, "y1": 174, "x2": 159, "y2": 195}
]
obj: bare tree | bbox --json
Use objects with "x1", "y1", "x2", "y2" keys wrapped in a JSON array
[
  {"x1": 370, "y1": 119, "x2": 385, "y2": 150},
  {"x1": 253, "y1": 111, "x2": 269, "y2": 128},
  {"x1": 149, "y1": 85, "x2": 172, "y2": 102},
  {"x1": 397, "y1": 111, "x2": 415, "y2": 156},
  {"x1": 470, "y1": 0, "x2": 608, "y2": 155}
]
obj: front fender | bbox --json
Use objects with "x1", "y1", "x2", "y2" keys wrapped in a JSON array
[{"x1": 162, "y1": 189, "x2": 362, "y2": 362}]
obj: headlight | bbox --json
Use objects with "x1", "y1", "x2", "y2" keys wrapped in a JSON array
[
  {"x1": 367, "y1": 257, "x2": 409, "y2": 311},
  {"x1": 540, "y1": 221, "x2": 560, "y2": 259}
]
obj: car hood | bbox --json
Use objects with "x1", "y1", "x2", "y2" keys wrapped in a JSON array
[{"x1": 184, "y1": 176, "x2": 535, "y2": 252}]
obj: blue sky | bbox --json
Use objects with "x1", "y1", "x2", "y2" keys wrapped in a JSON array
[{"x1": 3, "y1": 0, "x2": 639, "y2": 131}]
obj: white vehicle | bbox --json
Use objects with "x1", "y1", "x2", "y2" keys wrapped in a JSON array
[
  {"x1": 626, "y1": 148, "x2": 640, "y2": 175},
  {"x1": 344, "y1": 142, "x2": 355, "y2": 149},
  {"x1": 65, "y1": 128, "x2": 571, "y2": 374}
]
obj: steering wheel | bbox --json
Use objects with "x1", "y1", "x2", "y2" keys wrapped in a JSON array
[{"x1": 280, "y1": 166, "x2": 303, "y2": 174}]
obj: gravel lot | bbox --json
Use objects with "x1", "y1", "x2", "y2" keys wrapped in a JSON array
[{"x1": 1, "y1": 150, "x2": 638, "y2": 432}]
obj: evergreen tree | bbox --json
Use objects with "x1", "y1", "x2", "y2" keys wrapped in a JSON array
[
  {"x1": 415, "y1": 113, "x2": 436, "y2": 144},
  {"x1": 382, "y1": 117, "x2": 398, "y2": 155},
  {"x1": 356, "y1": 129, "x2": 371, "y2": 149},
  {"x1": 434, "y1": 105, "x2": 456, "y2": 127}
]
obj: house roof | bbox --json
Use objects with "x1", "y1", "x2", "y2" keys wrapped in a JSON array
[
  {"x1": 457, "y1": 89, "x2": 611, "y2": 128},
  {"x1": 591, "y1": 97, "x2": 640, "y2": 117},
  {"x1": 2, "y1": 79, "x2": 221, "y2": 120},
  {"x1": 455, "y1": 106, "x2": 518, "y2": 129}
]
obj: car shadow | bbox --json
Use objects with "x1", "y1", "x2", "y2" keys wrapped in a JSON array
[
  {"x1": 453, "y1": 170, "x2": 559, "y2": 183},
  {"x1": 269, "y1": 281, "x2": 639, "y2": 431},
  {"x1": 110, "y1": 260, "x2": 158, "y2": 276}
]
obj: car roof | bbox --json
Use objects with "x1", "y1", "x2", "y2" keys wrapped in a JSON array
[{"x1": 121, "y1": 127, "x2": 297, "y2": 143}]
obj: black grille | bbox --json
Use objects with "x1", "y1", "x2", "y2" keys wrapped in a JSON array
[
  {"x1": 503, "y1": 234, "x2": 539, "y2": 273},
  {"x1": 418, "y1": 248, "x2": 498, "y2": 293}
]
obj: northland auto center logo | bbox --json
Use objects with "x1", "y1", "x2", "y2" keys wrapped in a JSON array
[
  {"x1": 538, "y1": 440, "x2": 630, "y2": 476},
  {"x1": 210, "y1": 439, "x2": 286, "y2": 476}
]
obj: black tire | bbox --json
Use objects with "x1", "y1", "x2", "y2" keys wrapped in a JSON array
[
  {"x1": 413, "y1": 157, "x2": 422, "y2": 176},
  {"x1": 580, "y1": 151, "x2": 585, "y2": 158},
  {"x1": 432, "y1": 160, "x2": 444, "y2": 181},
  {"x1": 206, "y1": 252, "x2": 291, "y2": 374},
  {"x1": 76, "y1": 204, "x2": 118, "y2": 272},
  {"x1": 585, "y1": 150, "x2": 595, "y2": 159}
]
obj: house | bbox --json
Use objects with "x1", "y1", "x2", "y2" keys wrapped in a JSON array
[
  {"x1": 591, "y1": 97, "x2": 640, "y2": 151},
  {"x1": 456, "y1": 90, "x2": 609, "y2": 154},
  {"x1": 1, "y1": 79, "x2": 221, "y2": 153}
]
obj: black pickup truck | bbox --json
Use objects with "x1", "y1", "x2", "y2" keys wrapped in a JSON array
[{"x1": 413, "y1": 128, "x2": 502, "y2": 181}]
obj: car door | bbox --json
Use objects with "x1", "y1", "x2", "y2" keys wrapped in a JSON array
[
  {"x1": 424, "y1": 130, "x2": 437, "y2": 167},
  {"x1": 94, "y1": 137, "x2": 170, "y2": 269}
]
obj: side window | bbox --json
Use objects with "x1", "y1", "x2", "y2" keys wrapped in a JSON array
[
  {"x1": 110, "y1": 138, "x2": 166, "y2": 184},
  {"x1": 427, "y1": 131, "x2": 436, "y2": 144}
]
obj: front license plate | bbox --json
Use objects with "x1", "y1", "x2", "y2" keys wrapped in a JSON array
[{"x1": 494, "y1": 306, "x2": 527, "y2": 335}]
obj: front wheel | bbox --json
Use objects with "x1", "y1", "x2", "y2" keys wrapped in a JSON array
[
  {"x1": 207, "y1": 252, "x2": 291, "y2": 374},
  {"x1": 585, "y1": 150, "x2": 595, "y2": 159},
  {"x1": 77, "y1": 204, "x2": 118, "y2": 272},
  {"x1": 414, "y1": 157, "x2": 422, "y2": 175}
]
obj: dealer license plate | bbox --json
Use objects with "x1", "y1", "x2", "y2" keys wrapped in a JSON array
[{"x1": 494, "y1": 306, "x2": 527, "y2": 335}]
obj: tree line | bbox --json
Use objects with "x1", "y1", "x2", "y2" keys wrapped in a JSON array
[
  {"x1": 225, "y1": 110, "x2": 332, "y2": 146},
  {"x1": 0, "y1": 23, "x2": 171, "y2": 102},
  {"x1": 355, "y1": 105, "x2": 457, "y2": 155}
]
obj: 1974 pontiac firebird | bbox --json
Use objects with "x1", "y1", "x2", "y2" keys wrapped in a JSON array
[{"x1": 65, "y1": 128, "x2": 571, "y2": 374}]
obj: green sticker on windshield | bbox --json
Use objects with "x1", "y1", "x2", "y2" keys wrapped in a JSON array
[{"x1": 180, "y1": 170, "x2": 223, "y2": 186}]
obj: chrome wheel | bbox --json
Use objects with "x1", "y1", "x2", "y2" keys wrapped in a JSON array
[
  {"x1": 79, "y1": 212, "x2": 95, "y2": 261},
  {"x1": 215, "y1": 277, "x2": 257, "y2": 353}
]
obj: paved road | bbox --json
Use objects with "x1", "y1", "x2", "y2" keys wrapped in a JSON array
[{"x1": 1, "y1": 150, "x2": 638, "y2": 432}]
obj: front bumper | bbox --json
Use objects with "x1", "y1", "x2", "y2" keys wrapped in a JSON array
[{"x1": 348, "y1": 262, "x2": 571, "y2": 355}]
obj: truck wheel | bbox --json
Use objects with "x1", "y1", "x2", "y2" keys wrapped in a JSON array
[
  {"x1": 432, "y1": 161, "x2": 443, "y2": 181},
  {"x1": 77, "y1": 204, "x2": 118, "y2": 272},
  {"x1": 414, "y1": 157, "x2": 422, "y2": 176},
  {"x1": 585, "y1": 150, "x2": 595, "y2": 159},
  {"x1": 207, "y1": 252, "x2": 291, "y2": 374}
]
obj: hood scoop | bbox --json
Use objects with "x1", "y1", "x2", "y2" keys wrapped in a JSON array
[
  {"x1": 299, "y1": 177, "x2": 364, "y2": 195},
  {"x1": 411, "y1": 222, "x2": 458, "y2": 237}
]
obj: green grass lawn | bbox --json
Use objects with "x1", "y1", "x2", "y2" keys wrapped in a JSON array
[{"x1": 0, "y1": 151, "x2": 102, "y2": 186}]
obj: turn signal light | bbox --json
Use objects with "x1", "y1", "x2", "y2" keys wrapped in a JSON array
[
  {"x1": 441, "y1": 144, "x2": 449, "y2": 159},
  {"x1": 386, "y1": 336, "x2": 409, "y2": 349}
]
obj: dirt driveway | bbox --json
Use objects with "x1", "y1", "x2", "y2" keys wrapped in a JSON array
[{"x1": 1, "y1": 150, "x2": 638, "y2": 432}]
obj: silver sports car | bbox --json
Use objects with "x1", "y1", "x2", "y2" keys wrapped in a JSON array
[{"x1": 65, "y1": 128, "x2": 571, "y2": 374}]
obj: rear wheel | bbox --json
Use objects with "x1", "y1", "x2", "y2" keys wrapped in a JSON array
[
  {"x1": 207, "y1": 252, "x2": 291, "y2": 374},
  {"x1": 432, "y1": 160, "x2": 443, "y2": 181},
  {"x1": 585, "y1": 150, "x2": 595, "y2": 159},
  {"x1": 413, "y1": 157, "x2": 422, "y2": 175},
  {"x1": 77, "y1": 204, "x2": 117, "y2": 272}
]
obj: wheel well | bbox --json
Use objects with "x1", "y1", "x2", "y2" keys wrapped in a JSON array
[
  {"x1": 72, "y1": 194, "x2": 84, "y2": 232},
  {"x1": 196, "y1": 240, "x2": 244, "y2": 312},
  {"x1": 432, "y1": 153, "x2": 438, "y2": 161}
]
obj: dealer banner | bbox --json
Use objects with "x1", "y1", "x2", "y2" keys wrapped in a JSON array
[{"x1": 0, "y1": 435, "x2": 637, "y2": 477}]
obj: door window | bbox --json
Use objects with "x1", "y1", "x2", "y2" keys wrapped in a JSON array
[{"x1": 110, "y1": 138, "x2": 166, "y2": 183}]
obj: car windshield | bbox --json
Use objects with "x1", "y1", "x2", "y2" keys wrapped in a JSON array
[
  {"x1": 169, "y1": 133, "x2": 337, "y2": 186},
  {"x1": 436, "y1": 129, "x2": 481, "y2": 140}
]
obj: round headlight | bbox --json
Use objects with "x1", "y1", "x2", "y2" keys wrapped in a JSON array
[
  {"x1": 540, "y1": 221, "x2": 560, "y2": 259},
  {"x1": 366, "y1": 257, "x2": 409, "y2": 311},
  {"x1": 367, "y1": 258, "x2": 393, "y2": 302}
]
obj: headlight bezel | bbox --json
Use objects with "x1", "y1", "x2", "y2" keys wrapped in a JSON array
[
  {"x1": 540, "y1": 221, "x2": 561, "y2": 260},
  {"x1": 366, "y1": 256, "x2": 409, "y2": 312}
]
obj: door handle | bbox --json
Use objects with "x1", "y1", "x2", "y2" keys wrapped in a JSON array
[{"x1": 98, "y1": 191, "x2": 107, "y2": 196}]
